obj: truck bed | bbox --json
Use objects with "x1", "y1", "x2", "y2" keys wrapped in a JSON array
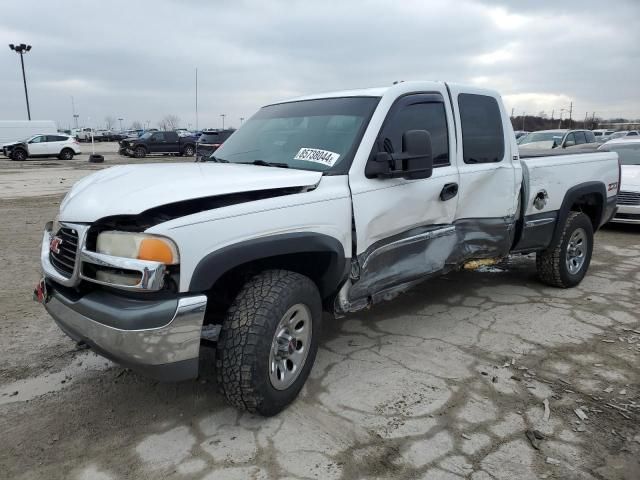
[{"x1": 520, "y1": 150, "x2": 618, "y2": 217}]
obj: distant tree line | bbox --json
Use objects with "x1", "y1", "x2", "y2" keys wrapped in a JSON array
[{"x1": 511, "y1": 115, "x2": 640, "y2": 132}]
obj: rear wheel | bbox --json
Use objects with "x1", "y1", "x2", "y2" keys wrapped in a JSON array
[
  {"x1": 11, "y1": 149, "x2": 27, "y2": 161},
  {"x1": 134, "y1": 146, "x2": 146, "y2": 158},
  {"x1": 59, "y1": 148, "x2": 74, "y2": 160},
  {"x1": 536, "y1": 211, "x2": 594, "y2": 288},
  {"x1": 216, "y1": 270, "x2": 321, "y2": 416}
]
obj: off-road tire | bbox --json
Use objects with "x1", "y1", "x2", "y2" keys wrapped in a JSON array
[
  {"x1": 536, "y1": 211, "x2": 594, "y2": 288},
  {"x1": 134, "y1": 146, "x2": 146, "y2": 158},
  {"x1": 182, "y1": 144, "x2": 195, "y2": 156},
  {"x1": 11, "y1": 148, "x2": 27, "y2": 161},
  {"x1": 216, "y1": 269, "x2": 322, "y2": 416},
  {"x1": 59, "y1": 148, "x2": 74, "y2": 160}
]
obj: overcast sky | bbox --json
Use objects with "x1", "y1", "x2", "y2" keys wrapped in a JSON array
[{"x1": 1, "y1": 0, "x2": 639, "y2": 130}]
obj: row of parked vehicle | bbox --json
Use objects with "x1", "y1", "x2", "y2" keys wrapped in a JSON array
[
  {"x1": 514, "y1": 128, "x2": 639, "y2": 151},
  {"x1": 117, "y1": 129, "x2": 235, "y2": 159}
]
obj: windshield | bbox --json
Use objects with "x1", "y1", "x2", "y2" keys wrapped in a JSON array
[
  {"x1": 213, "y1": 97, "x2": 380, "y2": 172},
  {"x1": 607, "y1": 144, "x2": 640, "y2": 165},
  {"x1": 140, "y1": 132, "x2": 153, "y2": 139},
  {"x1": 518, "y1": 131, "x2": 565, "y2": 145},
  {"x1": 610, "y1": 132, "x2": 627, "y2": 139}
]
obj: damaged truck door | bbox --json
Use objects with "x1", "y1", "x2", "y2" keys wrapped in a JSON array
[{"x1": 347, "y1": 91, "x2": 460, "y2": 307}]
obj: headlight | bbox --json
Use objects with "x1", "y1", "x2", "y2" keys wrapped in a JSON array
[{"x1": 96, "y1": 231, "x2": 179, "y2": 264}]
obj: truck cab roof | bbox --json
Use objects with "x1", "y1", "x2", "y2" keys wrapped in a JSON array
[{"x1": 273, "y1": 81, "x2": 500, "y2": 104}]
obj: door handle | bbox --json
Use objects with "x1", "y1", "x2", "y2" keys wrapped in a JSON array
[{"x1": 440, "y1": 183, "x2": 458, "y2": 201}]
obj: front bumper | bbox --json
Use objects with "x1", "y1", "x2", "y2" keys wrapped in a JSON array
[{"x1": 44, "y1": 281, "x2": 207, "y2": 381}]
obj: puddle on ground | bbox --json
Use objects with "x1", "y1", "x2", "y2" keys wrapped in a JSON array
[{"x1": 0, "y1": 351, "x2": 112, "y2": 405}]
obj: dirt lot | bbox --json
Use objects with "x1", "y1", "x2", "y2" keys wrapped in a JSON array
[{"x1": 0, "y1": 154, "x2": 638, "y2": 480}]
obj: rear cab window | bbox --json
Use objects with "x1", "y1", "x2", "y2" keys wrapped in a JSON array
[{"x1": 458, "y1": 93, "x2": 505, "y2": 163}]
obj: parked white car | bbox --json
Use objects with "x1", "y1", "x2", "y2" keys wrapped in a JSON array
[
  {"x1": 36, "y1": 81, "x2": 619, "y2": 415},
  {"x1": 600, "y1": 138, "x2": 640, "y2": 224},
  {"x1": 592, "y1": 129, "x2": 615, "y2": 142},
  {"x1": 518, "y1": 129, "x2": 597, "y2": 150},
  {"x1": 3, "y1": 134, "x2": 82, "y2": 161}
]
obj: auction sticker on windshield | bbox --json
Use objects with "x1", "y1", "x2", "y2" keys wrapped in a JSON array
[{"x1": 294, "y1": 148, "x2": 340, "y2": 167}]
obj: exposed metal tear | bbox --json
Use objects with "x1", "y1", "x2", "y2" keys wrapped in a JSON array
[
  {"x1": 463, "y1": 258, "x2": 499, "y2": 270},
  {"x1": 336, "y1": 217, "x2": 516, "y2": 314}
]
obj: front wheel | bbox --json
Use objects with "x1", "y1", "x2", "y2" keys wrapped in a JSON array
[
  {"x1": 536, "y1": 211, "x2": 594, "y2": 288},
  {"x1": 182, "y1": 145, "x2": 195, "y2": 156},
  {"x1": 134, "y1": 146, "x2": 146, "y2": 158},
  {"x1": 216, "y1": 270, "x2": 321, "y2": 416},
  {"x1": 11, "y1": 149, "x2": 27, "y2": 161}
]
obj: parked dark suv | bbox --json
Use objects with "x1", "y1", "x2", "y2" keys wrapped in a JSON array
[{"x1": 195, "y1": 129, "x2": 235, "y2": 161}]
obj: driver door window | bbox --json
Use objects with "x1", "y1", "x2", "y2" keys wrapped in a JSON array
[
  {"x1": 564, "y1": 133, "x2": 575, "y2": 146},
  {"x1": 375, "y1": 98, "x2": 450, "y2": 167},
  {"x1": 28, "y1": 135, "x2": 49, "y2": 155}
]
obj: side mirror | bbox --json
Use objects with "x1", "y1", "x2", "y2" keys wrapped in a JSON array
[
  {"x1": 365, "y1": 129, "x2": 434, "y2": 179},
  {"x1": 564, "y1": 140, "x2": 575, "y2": 148}
]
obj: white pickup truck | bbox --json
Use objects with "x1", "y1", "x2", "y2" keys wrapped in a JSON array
[{"x1": 35, "y1": 81, "x2": 619, "y2": 415}]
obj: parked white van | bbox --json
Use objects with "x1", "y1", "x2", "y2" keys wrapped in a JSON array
[{"x1": 0, "y1": 120, "x2": 57, "y2": 145}]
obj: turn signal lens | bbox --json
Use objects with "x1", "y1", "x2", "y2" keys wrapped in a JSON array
[
  {"x1": 96, "y1": 231, "x2": 179, "y2": 265},
  {"x1": 138, "y1": 238, "x2": 176, "y2": 264}
]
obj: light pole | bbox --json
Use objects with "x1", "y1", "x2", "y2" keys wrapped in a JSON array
[
  {"x1": 9, "y1": 43, "x2": 32, "y2": 120},
  {"x1": 71, "y1": 96, "x2": 79, "y2": 129},
  {"x1": 240, "y1": 117, "x2": 245, "y2": 125},
  {"x1": 220, "y1": 113, "x2": 226, "y2": 129},
  {"x1": 118, "y1": 118, "x2": 124, "y2": 130}
]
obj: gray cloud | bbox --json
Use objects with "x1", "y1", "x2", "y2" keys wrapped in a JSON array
[{"x1": 1, "y1": 0, "x2": 638, "y2": 130}]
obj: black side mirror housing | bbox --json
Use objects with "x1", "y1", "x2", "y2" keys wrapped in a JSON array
[{"x1": 365, "y1": 129, "x2": 434, "y2": 180}]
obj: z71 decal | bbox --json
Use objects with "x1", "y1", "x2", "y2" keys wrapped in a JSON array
[{"x1": 294, "y1": 148, "x2": 340, "y2": 167}]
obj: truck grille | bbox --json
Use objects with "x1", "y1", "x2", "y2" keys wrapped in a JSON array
[
  {"x1": 617, "y1": 191, "x2": 640, "y2": 206},
  {"x1": 49, "y1": 227, "x2": 79, "y2": 277}
]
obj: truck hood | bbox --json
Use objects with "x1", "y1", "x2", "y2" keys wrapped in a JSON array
[
  {"x1": 60, "y1": 163, "x2": 323, "y2": 222},
  {"x1": 621, "y1": 164, "x2": 640, "y2": 190}
]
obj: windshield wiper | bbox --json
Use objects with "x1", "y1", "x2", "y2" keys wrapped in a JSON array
[{"x1": 242, "y1": 160, "x2": 289, "y2": 168}]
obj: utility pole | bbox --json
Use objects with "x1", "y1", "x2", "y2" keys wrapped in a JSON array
[
  {"x1": 591, "y1": 112, "x2": 596, "y2": 129},
  {"x1": 220, "y1": 113, "x2": 226, "y2": 130},
  {"x1": 195, "y1": 68, "x2": 199, "y2": 131},
  {"x1": 9, "y1": 43, "x2": 32, "y2": 120},
  {"x1": 583, "y1": 112, "x2": 588, "y2": 128},
  {"x1": 550, "y1": 109, "x2": 554, "y2": 122},
  {"x1": 568, "y1": 101, "x2": 573, "y2": 129}
]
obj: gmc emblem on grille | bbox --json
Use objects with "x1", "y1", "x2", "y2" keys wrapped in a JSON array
[{"x1": 50, "y1": 236, "x2": 63, "y2": 254}]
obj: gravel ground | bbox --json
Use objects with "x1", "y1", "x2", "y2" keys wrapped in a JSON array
[{"x1": 0, "y1": 157, "x2": 638, "y2": 480}]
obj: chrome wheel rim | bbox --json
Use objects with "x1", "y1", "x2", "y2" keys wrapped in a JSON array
[
  {"x1": 566, "y1": 228, "x2": 587, "y2": 275},
  {"x1": 269, "y1": 303, "x2": 312, "y2": 390}
]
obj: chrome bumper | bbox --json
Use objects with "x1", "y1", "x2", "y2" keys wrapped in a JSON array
[
  {"x1": 45, "y1": 285, "x2": 208, "y2": 381},
  {"x1": 611, "y1": 204, "x2": 640, "y2": 224}
]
